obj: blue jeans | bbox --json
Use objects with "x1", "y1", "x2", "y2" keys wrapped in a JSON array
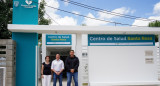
[
  {"x1": 67, "y1": 72, "x2": 78, "y2": 86},
  {"x1": 53, "y1": 72, "x2": 63, "y2": 86}
]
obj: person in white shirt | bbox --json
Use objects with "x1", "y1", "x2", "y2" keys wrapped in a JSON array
[{"x1": 51, "y1": 54, "x2": 64, "y2": 86}]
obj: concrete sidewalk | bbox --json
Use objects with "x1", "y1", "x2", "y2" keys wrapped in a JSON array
[{"x1": 39, "y1": 78, "x2": 74, "y2": 86}]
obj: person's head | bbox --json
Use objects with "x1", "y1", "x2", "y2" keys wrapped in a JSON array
[
  {"x1": 45, "y1": 56, "x2": 50, "y2": 62},
  {"x1": 70, "y1": 50, "x2": 74, "y2": 57},
  {"x1": 56, "y1": 54, "x2": 60, "y2": 60}
]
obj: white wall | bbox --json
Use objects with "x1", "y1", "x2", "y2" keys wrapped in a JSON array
[{"x1": 88, "y1": 46, "x2": 158, "y2": 85}]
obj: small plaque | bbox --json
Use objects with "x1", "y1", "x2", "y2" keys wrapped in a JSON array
[
  {"x1": 82, "y1": 53, "x2": 88, "y2": 57},
  {"x1": 82, "y1": 83, "x2": 88, "y2": 86},
  {"x1": 145, "y1": 50, "x2": 153, "y2": 56},
  {"x1": 145, "y1": 58, "x2": 154, "y2": 64}
]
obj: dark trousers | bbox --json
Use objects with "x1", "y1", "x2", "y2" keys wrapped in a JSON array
[
  {"x1": 53, "y1": 73, "x2": 63, "y2": 86},
  {"x1": 67, "y1": 72, "x2": 78, "y2": 86}
]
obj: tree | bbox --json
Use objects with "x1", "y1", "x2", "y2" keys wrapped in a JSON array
[
  {"x1": 38, "y1": 0, "x2": 51, "y2": 47},
  {"x1": 81, "y1": 23, "x2": 86, "y2": 26},
  {"x1": 149, "y1": 20, "x2": 160, "y2": 27},
  {"x1": 148, "y1": 20, "x2": 160, "y2": 42},
  {"x1": 0, "y1": 0, "x2": 51, "y2": 46},
  {"x1": 0, "y1": 0, "x2": 12, "y2": 39},
  {"x1": 38, "y1": 0, "x2": 51, "y2": 25}
]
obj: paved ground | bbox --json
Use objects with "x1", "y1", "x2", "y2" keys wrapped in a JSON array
[{"x1": 39, "y1": 78, "x2": 74, "y2": 86}]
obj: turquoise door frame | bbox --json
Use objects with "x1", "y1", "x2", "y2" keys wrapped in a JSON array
[{"x1": 12, "y1": 0, "x2": 39, "y2": 86}]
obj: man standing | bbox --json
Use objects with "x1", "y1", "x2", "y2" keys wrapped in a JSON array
[
  {"x1": 65, "y1": 50, "x2": 79, "y2": 86},
  {"x1": 51, "y1": 54, "x2": 64, "y2": 86}
]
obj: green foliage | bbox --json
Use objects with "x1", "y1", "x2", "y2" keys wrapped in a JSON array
[
  {"x1": 148, "y1": 20, "x2": 160, "y2": 42},
  {"x1": 149, "y1": 20, "x2": 160, "y2": 27},
  {"x1": 0, "y1": 0, "x2": 51, "y2": 40},
  {"x1": 38, "y1": 0, "x2": 52, "y2": 47},
  {"x1": 81, "y1": 23, "x2": 87, "y2": 26},
  {"x1": 0, "y1": 0, "x2": 12, "y2": 39},
  {"x1": 38, "y1": 0, "x2": 51, "y2": 25}
]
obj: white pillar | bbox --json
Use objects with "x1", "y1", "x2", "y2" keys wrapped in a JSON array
[
  {"x1": 158, "y1": 35, "x2": 160, "y2": 81},
  {"x1": 158, "y1": 35, "x2": 160, "y2": 47},
  {"x1": 72, "y1": 34, "x2": 76, "y2": 52},
  {"x1": 42, "y1": 34, "x2": 46, "y2": 63},
  {"x1": 75, "y1": 33, "x2": 82, "y2": 86}
]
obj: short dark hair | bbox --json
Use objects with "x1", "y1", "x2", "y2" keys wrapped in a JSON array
[
  {"x1": 45, "y1": 56, "x2": 50, "y2": 60},
  {"x1": 70, "y1": 50, "x2": 74, "y2": 52},
  {"x1": 56, "y1": 54, "x2": 60, "y2": 56}
]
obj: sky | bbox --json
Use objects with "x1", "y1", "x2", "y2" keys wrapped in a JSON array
[{"x1": 40, "y1": 0, "x2": 160, "y2": 26}]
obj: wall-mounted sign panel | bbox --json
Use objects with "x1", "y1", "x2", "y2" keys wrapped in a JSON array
[
  {"x1": 88, "y1": 34, "x2": 155, "y2": 46},
  {"x1": 46, "y1": 34, "x2": 72, "y2": 45}
]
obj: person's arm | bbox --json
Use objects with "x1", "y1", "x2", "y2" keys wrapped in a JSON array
[
  {"x1": 51, "y1": 62, "x2": 57, "y2": 74},
  {"x1": 41, "y1": 63, "x2": 44, "y2": 78},
  {"x1": 51, "y1": 69, "x2": 57, "y2": 73},
  {"x1": 51, "y1": 61, "x2": 57, "y2": 73},
  {"x1": 50, "y1": 63, "x2": 53, "y2": 77},
  {"x1": 71, "y1": 57, "x2": 79, "y2": 73},
  {"x1": 65, "y1": 57, "x2": 70, "y2": 71},
  {"x1": 59, "y1": 61, "x2": 64, "y2": 73},
  {"x1": 74, "y1": 57, "x2": 79, "y2": 71}
]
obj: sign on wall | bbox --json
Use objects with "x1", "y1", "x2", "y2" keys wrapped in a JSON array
[
  {"x1": 46, "y1": 34, "x2": 72, "y2": 45},
  {"x1": 88, "y1": 34, "x2": 155, "y2": 46},
  {"x1": 13, "y1": 0, "x2": 38, "y2": 24}
]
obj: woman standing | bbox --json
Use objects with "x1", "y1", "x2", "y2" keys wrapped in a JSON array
[{"x1": 41, "y1": 56, "x2": 52, "y2": 86}]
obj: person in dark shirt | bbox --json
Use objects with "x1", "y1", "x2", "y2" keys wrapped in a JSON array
[
  {"x1": 65, "y1": 50, "x2": 79, "y2": 86},
  {"x1": 41, "y1": 56, "x2": 52, "y2": 86}
]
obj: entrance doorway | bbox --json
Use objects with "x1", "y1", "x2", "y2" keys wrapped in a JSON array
[{"x1": 46, "y1": 46, "x2": 71, "y2": 79}]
